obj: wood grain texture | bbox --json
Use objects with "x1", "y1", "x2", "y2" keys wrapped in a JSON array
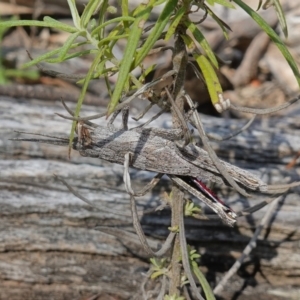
[{"x1": 1, "y1": 96, "x2": 300, "y2": 300}]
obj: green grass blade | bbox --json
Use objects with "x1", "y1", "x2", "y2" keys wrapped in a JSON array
[
  {"x1": 257, "y1": 0, "x2": 263, "y2": 10},
  {"x1": 153, "y1": 0, "x2": 167, "y2": 6},
  {"x1": 213, "y1": 0, "x2": 235, "y2": 9},
  {"x1": 164, "y1": 5, "x2": 185, "y2": 41},
  {"x1": 43, "y1": 16, "x2": 78, "y2": 33},
  {"x1": 121, "y1": 0, "x2": 129, "y2": 16},
  {"x1": 68, "y1": 51, "x2": 103, "y2": 156},
  {"x1": 192, "y1": 262, "x2": 216, "y2": 300},
  {"x1": 91, "y1": 16, "x2": 135, "y2": 36},
  {"x1": 186, "y1": 20, "x2": 218, "y2": 68},
  {"x1": 121, "y1": 0, "x2": 129, "y2": 29},
  {"x1": 98, "y1": 34, "x2": 129, "y2": 47},
  {"x1": 273, "y1": 0, "x2": 288, "y2": 38},
  {"x1": 0, "y1": 72, "x2": 7, "y2": 84},
  {"x1": 194, "y1": 53, "x2": 223, "y2": 108},
  {"x1": 4, "y1": 69, "x2": 39, "y2": 80},
  {"x1": 58, "y1": 31, "x2": 83, "y2": 61},
  {"x1": 206, "y1": 6, "x2": 231, "y2": 39},
  {"x1": 262, "y1": 0, "x2": 273, "y2": 9},
  {"x1": 232, "y1": 0, "x2": 300, "y2": 87},
  {"x1": 129, "y1": 73, "x2": 142, "y2": 89},
  {"x1": 0, "y1": 19, "x2": 77, "y2": 33},
  {"x1": 21, "y1": 42, "x2": 86, "y2": 68},
  {"x1": 81, "y1": 0, "x2": 102, "y2": 28},
  {"x1": 21, "y1": 48, "x2": 64, "y2": 68},
  {"x1": 0, "y1": 15, "x2": 17, "y2": 38},
  {"x1": 107, "y1": 1, "x2": 155, "y2": 116},
  {"x1": 206, "y1": 0, "x2": 214, "y2": 5},
  {"x1": 67, "y1": 0, "x2": 81, "y2": 29},
  {"x1": 181, "y1": 34, "x2": 196, "y2": 50},
  {"x1": 96, "y1": 0, "x2": 108, "y2": 39},
  {"x1": 138, "y1": 63, "x2": 156, "y2": 83},
  {"x1": 93, "y1": 58, "x2": 107, "y2": 78},
  {"x1": 45, "y1": 49, "x2": 94, "y2": 63},
  {"x1": 134, "y1": 0, "x2": 178, "y2": 66},
  {"x1": 261, "y1": 0, "x2": 287, "y2": 37}
]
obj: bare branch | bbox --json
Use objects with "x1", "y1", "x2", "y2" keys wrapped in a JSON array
[
  {"x1": 129, "y1": 194, "x2": 175, "y2": 257},
  {"x1": 156, "y1": 275, "x2": 167, "y2": 300},
  {"x1": 133, "y1": 109, "x2": 166, "y2": 129},
  {"x1": 14, "y1": 130, "x2": 69, "y2": 141},
  {"x1": 214, "y1": 195, "x2": 284, "y2": 296},
  {"x1": 207, "y1": 115, "x2": 257, "y2": 141},
  {"x1": 132, "y1": 103, "x2": 154, "y2": 121},
  {"x1": 230, "y1": 95, "x2": 300, "y2": 115},
  {"x1": 124, "y1": 153, "x2": 175, "y2": 257},
  {"x1": 179, "y1": 196, "x2": 205, "y2": 300}
]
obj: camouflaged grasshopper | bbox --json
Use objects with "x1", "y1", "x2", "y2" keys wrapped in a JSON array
[{"x1": 14, "y1": 110, "x2": 299, "y2": 227}]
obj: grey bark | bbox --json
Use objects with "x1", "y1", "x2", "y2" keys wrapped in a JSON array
[{"x1": 1, "y1": 96, "x2": 300, "y2": 300}]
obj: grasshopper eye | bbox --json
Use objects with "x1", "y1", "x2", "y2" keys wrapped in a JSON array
[{"x1": 76, "y1": 121, "x2": 93, "y2": 147}]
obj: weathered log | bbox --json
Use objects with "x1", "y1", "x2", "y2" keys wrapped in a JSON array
[{"x1": 1, "y1": 96, "x2": 300, "y2": 300}]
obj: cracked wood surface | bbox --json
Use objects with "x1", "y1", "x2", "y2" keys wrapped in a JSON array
[{"x1": 1, "y1": 96, "x2": 300, "y2": 300}]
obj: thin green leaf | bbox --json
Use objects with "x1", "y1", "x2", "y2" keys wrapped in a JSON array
[
  {"x1": 164, "y1": 6, "x2": 185, "y2": 41},
  {"x1": 129, "y1": 73, "x2": 142, "y2": 89},
  {"x1": 181, "y1": 34, "x2": 195, "y2": 50},
  {"x1": 43, "y1": 16, "x2": 79, "y2": 33},
  {"x1": 4, "y1": 69, "x2": 39, "y2": 80},
  {"x1": 107, "y1": 1, "x2": 155, "y2": 116},
  {"x1": 58, "y1": 31, "x2": 83, "y2": 61},
  {"x1": 150, "y1": 270, "x2": 165, "y2": 279},
  {"x1": 95, "y1": 21, "x2": 126, "y2": 51},
  {"x1": 98, "y1": 33, "x2": 129, "y2": 47},
  {"x1": 21, "y1": 42, "x2": 86, "y2": 68},
  {"x1": 69, "y1": 51, "x2": 103, "y2": 156},
  {"x1": 96, "y1": 0, "x2": 109, "y2": 39},
  {"x1": 45, "y1": 49, "x2": 94, "y2": 63},
  {"x1": 273, "y1": 0, "x2": 288, "y2": 38},
  {"x1": 134, "y1": 0, "x2": 178, "y2": 67},
  {"x1": 185, "y1": 20, "x2": 218, "y2": 68},
  {"x1": 0, "y1": 73, "x2": 7, "y2": 84},
  {"x1": 67, "y1": 0, "x2": 81, "y2": 29},
  {"x1": 206, "y1": 5, "x2": 231, "y2": 39},
  {"x1": 0, "y1": 15, "x2": 17, "y2": 38},
  {"x1": 0, "y1": 19, "x2": 77, "y2": 33},
  {"x1": 257, "y1": 0, "x2": 263, "y2": 10},
  {"x1": 192, "y1": 262, "x2": 216, "y2": 300},
  {"x1": 213, "y1": 0, "x2": 236, "y2": 9},
  {"x1": 138, "y1": 63, "x2": 157, "y2": 83},
  {"x1": 262, "y1": 0, "x2": 273, "y2": 9},
  {"x1": 21, "y1": 48, "x2": 64, "y2": 68},
  {"x1": 154, "y1": 0, "x2": 167, "y2": 6},
  {"x1": 0, "y1": 21, "x2": 7, "y2": 84},
  {"x1": 81, "y1": 0, "x2": 102, "y2": 28},
  {"x1": 232, "y1": 0, "x2": 300, "y2": 87},
  {"x1": 94, "y1": 58, "x2": 107, "y2": 78},
  {"x1": 194, "y1": 53, "x2": 222, "y2": 107},
  {"x1": 121, "y1": 0, "x2": 129, "y2": 29},
  {"x1": 206, "y1": 0, "x2": 214, "y2": 5},
  {"x1": 122, "y1": 0, "x2": 129, "y2": 16},
  {"x1": 91, "y1": 16, "x2": 135, "y2": 36}
]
